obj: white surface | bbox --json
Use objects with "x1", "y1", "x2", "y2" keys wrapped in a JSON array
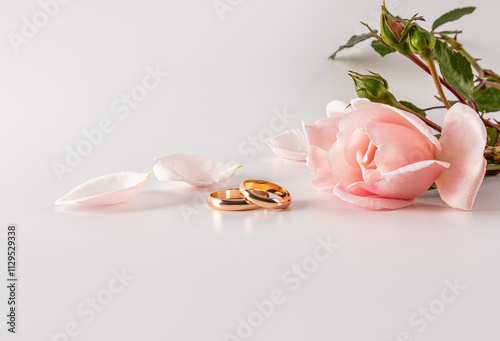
[{"x1": 1, "y1": 0, "x2": 499, "y2": 340}]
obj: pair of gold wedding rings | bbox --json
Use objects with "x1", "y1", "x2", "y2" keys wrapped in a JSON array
[{"x1": 207, "y1": 180, "x2": 292, "y2": 211}]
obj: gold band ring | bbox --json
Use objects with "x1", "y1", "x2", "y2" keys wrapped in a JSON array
[
  {"x1": 207, "y1": 188, "x2": 268, "y2": 211},
  {"x1": 239, "y1": 180, "x2": 291, "y2": 209}
]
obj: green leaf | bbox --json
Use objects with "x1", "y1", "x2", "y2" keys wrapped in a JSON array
[
  {"x1": 474, "y1": 87, "x2": 500, "y2": 113},
  {"x1": 432, "y1": 7, "x2": 476, "y2": 31},
  {"x1": 434, "y1": 30, "x2": 463, "y2": 35},
  {"x1": 400, "y1": 100, "x2": 426, "y2": 117},
  {"x1": 433, "y1": 40, "x2": 474, "y2": 102},
  {"x1": 486, "y1": 126, "x2": 499, "y2": 146},
  {"x1": 434, "y1": 133, "x2": 442, "y2": 139},
  {"x1": 434, "y1": 96, "x2": 459, "y2": 106},
  {"x1": 329, "y1": 32, "x2": 374, "y2": 60},
  {"x1": 371, "y1": 40, "x2": 396, "y2": 57}
]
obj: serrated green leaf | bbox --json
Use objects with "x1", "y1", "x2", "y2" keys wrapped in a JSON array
[
  {"x1": 371, "y1": 40, "x2": 396, "y2": 57},
  {"x1": 399, "y1": 100, "x2": 426, "y2": 117},
  {"x1": 486, "y1": 127, "x2": 499, "y2": 146},
  {"x1": 433, "y1": 40, "x2": 474, "y2": 102},
  {"x1": 432, "y1": 7, "x2": 476, "y2": 31},
  {"x1": 329, "y1": 32, "x2": 374, "y2": 60},
  {"x1": 474, "y1": 87, "x2": 500, "y2": 113}
]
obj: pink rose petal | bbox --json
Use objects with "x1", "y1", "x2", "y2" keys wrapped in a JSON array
[
  {"x1": 436, "y1": 103, "x2": 487, "y2": 210},
  {"x1": 365, "y1": 120, "x2": 435, "y2": 173},
  {"x1": 342, "y1": 128, "x2": 370, "y2": 169},
  {"x1": 333, "y1": 184, "x2": 415, "y2": 210},
  {"x1": 154, "y1": 153, "x2": 241, "y2": 186},
  {"x1": 328, "y1": 139, "x2": 364, "y2": 186},
  {"x1": 303, "y1": 117, "x2": 342, "y2": 150},
  {"x1": 266, "y1": 129, "x2": 307, "y2": 161},
  {"x1": 307, "y1": 145, "x2": 337, "y2": 189},
  {"x1": 326, "y1": 100, "x2": 352, "y2": 118},
  {"x1": 357, "y1": 141, "x2": 378, "y2": 179},
  {"x1": 55, "y1": 172, "x2": 151, "y2": 206},
  {"x1": 347, "y1": 160, "x2": 450, "y2": 200},
  {"x1": 348, "y1": 99, "x2": 441, "y2": 156}
]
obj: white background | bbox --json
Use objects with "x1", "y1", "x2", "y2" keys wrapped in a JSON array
[{"x1": 1, "y1": 0, "x2": 500, "y2": 340}]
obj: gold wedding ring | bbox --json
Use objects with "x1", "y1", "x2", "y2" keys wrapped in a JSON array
[
  {"x1": 206, "y1": 188, "x2": 269, "y2": 211},
  {"x1": 239, "y1": 179, "x2": 291, "y2": 210}
]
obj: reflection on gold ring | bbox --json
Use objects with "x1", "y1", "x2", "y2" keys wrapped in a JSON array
[
  {"x1": 207, "y1": 188, "x2": 269, "y2": 211},
  {"x1": 239, "y1": 179, "x2": 291, "y2": 210}
]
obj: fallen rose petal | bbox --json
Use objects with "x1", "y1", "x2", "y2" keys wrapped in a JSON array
[
  {"x1": 436, "y1": 103, "x2": 487, "y2": 210},
  {"x1": 266, "y1": 129, "x2": 307, "y2": 161},
  {"x1": 333, "y1": 184, "x2": 415, "y2": 210},
  {"x1": 153, "y1": 153, "x2": 241, "y2": 186},
  {"x1": 55, "y1": 172, "x2": 151, "y2": 206}
]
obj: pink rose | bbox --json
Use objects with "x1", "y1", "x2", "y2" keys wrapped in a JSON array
[{"x1": 304, "y1": 99, "x2": 487, "y2": 210}]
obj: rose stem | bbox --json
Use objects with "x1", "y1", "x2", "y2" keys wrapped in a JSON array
[
  {"x1": 422, "y1": 105, "x2": 446, "y2": 111},
  {"x1": 425, "y1": 55, "x2": 451, "y2": 109},
  {"x1": 405, "y1": 52, "x2": 468, "y2": 106},
  {"x1": 412, "y1": 48, "x2": 452, "y2": 109},
  {"x1": 394, "y1": 102, "x2": 443, "y2": 132}
]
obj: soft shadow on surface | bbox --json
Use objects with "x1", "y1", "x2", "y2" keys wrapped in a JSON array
[
  {"x1": 416, "y1": 176, "x2": 500, "y2": 212},
  {"x1": 54, "y1": 190, "x2": 190, "y2": 215},
  {"x1": 287, "y1": 199, "x2": 308, "y2": 211},
  {"x1": 467, "y1": 197, "x2": 500, "y2": 212},
  {"x1": 309, "y1": 183, "x2": 500, "y2": 214},
  {"x1": 310, "y1": 189, "x2": 456, "y2": 214},
  {"x1": 468, "y1": 176, "x2": 500, "y2": 212}
]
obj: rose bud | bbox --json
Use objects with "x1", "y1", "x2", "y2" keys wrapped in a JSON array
[
  {"x1": 349, "y1": 71, "x2": 398, "y2": 106},
  {"x1": 409, "y1": 25, "x2": 436, "y2": 56},
  {"x1": 380, "y1": 5, "x2": 411, "y2": 54}
]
